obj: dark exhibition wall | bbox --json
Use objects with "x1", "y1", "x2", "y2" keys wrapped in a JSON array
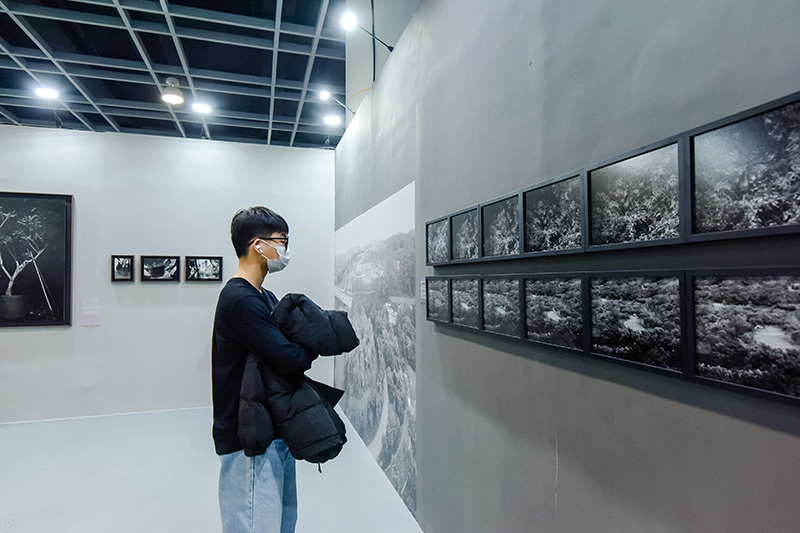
[{"x1": 336, "y1": 0, "x2": 800, "y2": 532}]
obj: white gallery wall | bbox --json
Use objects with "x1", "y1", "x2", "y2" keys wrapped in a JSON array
[{"x1": 0, "y1": 126, "x2": 334, "y2": 424}]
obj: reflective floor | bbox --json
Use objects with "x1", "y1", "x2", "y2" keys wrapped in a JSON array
[{"x1": 0, "y1": 407, "x2": 421, "y2": 533}]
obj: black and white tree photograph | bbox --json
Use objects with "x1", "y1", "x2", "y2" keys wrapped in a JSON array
[
  {"x1": 0, "y1": 192, "x2": 71, "y2": 326},
  {"x1": 426, "y1": 278, "x2": 450, "y2": 322},
  {"x1": 482, "y1": 197, "x2": 520, "y2": 257},
  {"x1": 525, "y1": 177, "x2": 582, "y2": 253},
  {"x1": 426, "y1": 219, "x2": 449, "y2": 264},
  {"x1": 451, "y1": 209, "x2": 479, "y2": 261},
  {"x1": 525, "y1": 277, "x2": 583, "y2": 349},
  {"x1": 694, "y1": 101, "x2": 800, "y2": 235},
  {"x1": 590, "y1": 144, "x2": 680, "y2": 246},
  {"x1": 334, "y1": 183, "x2": 417, "y2": 514},
  {"x1": 482, "y1": 278, "x2": 520, "y2": 337},
  {"x1": 112, "y1": 255, "x2": 133, "y2": 282},
  {"x1": 185, "y1": 256, "x2": 222, "y2": 281},
  {"x1": 451, "y1": 278, "x2": 480, "y2": 329},
  {"x1": 591, "y1": 276, "x2": 681, "y2": 371},
  {"x1": 694, "y1": 275, "x2": 800, "y2": 398},
  {"x1": 141, "y1": 256, "x2": 179, "y2": 281}
]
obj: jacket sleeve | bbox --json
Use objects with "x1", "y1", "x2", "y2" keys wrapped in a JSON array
[{"x1": 230, "y1": 294, "x2": 316, "y2": 376}]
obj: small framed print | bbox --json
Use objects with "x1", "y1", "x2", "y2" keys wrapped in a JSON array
[
  {"x1": 141, "y1": 256, "x2": 180, "y2": 282},
  {"x1": 111, "y1": 255, "x2": 134, "y2": 282},
  {"x1": 185, "y1": 256, "x2": 223, "y2": 282},
  {"x1": 426, "y1": 277, "x2": 450, "y2": 323},
  {"x1": 426, "y1": 218, "x2": 450, "y2": 265}
]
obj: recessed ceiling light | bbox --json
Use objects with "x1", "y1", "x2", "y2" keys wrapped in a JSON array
[
  {"x1": 320, "y1": 90, "x2": 331, "y2": 101},
  {"x1": 192, "y1": 103, "x2": 211, "y2": 113},
  {"x1": 341, "y1": 12, "x2": 357, "y2": 31},
  {"x1": 161, "y1": 77, "x2": 184, "y2": 105},
  {"x1": 324, "y1": 115, "x2": 341, "y2": 126},
  {"x1": 35, "y1": 88, "x2": 58, "y2": 99}
]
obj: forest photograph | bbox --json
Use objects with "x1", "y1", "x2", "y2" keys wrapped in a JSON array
[
  {"x1": 525, "y1": 277, "x2": 583, "y2": 349},
  {"x1": 426, "y1": 219, "x2": 449, "y2": 263},
  {"x1": 426, "y1": 278, "x2": 450, "y2": 322},
  {"x1": 482, "y1": 278, "x2": 520, "y2": 337},
  {"x1": 590, "y1": 276, "x2": 682, "y2": 371},
  {"x1": 451, "y1": 278, "x2": 479, "y2": 329},
  {"x1": 693, "y1": 101, "x2": 800, "y2": 234},
  {"x1": 524, "y1": 177, "x2": 582, "y2": 253},
  {"x1": 590, "y1": 144, "x2": 680, "y2": 246},
  {"x1": 482, "y1": 197, "x2": 520, "y2": 257},
  {"x1": 451, "y1": 209, "x2": 479, "y2": 260},
  {"x1": 694, "y1": 275, "x2": 800, "y2": 398}
]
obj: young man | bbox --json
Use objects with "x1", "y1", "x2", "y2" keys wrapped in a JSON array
[{"x1": 212, "y1": 207, "x2": 314, "y2": 533}]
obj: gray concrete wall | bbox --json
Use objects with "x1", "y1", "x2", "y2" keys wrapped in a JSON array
[{"x1": 335, "y1": 0, "x2": 800, "y2": 531}]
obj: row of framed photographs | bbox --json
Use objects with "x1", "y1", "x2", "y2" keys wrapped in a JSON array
[
  {"x1": 112, "y1": 255, "x2": 222, "y2": 282},
  {"x1": 426, "y1": 91, "x2": 800, "y2": 265},
  {"x1": 425, "y1": 268, "x2": 800, "y2": 404}
]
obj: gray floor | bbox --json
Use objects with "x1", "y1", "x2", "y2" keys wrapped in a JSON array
[{"x1": 0, "y1": 407, "x2": 422, "y2": 533}]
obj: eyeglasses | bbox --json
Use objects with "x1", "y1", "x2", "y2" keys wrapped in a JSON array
[{"x1": 252, "y1": 236, "x2": 289, "y2": 247}]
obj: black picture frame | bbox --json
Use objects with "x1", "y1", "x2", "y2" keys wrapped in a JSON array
[
  {"x1": 481, "y1": 277, "x2": 522, "y2": 338},
  {"x1": 141, "y1": 255, "x2": 180, "y2": 282},
  {"x1": 426, "y1": 277, "x2": 450, "y2": 323},
  {"x1": 481, "y1": 194, "x2": 521, "y2": 259},
  {"x1": 588, "y1": 271, "x2": 684, "y2": 374},
  {"x1": 450, "y1": 277, "x2": 480, "y2": 329},
  {"x1": 426, "y1": 217, "x2": 450, "y2": 265},
  {"x1": 524, "y1": 274, "x2": 585, "y2": 351},
  {"x1": 689, "y1": 93, "x2": 800, "y2": 242},
  {"x1": 111, "y1": 255, "x2": 134, "y2": 282},
  {"x1": 450, "y1": 207, "x2": 480, "y2": 263},
  {"x1": 688, "y1": 267, "x2": 800, "y2": 403},
  {"x1": 588, "y1": 140, "x2": 682, "y2": 250},
  {"x1": 185, "y1": 256, "x2": 223, "y2": 282},
  {"x1": 523, "y1": 174, "x2": 584, "y2": 255},
  {"x1": 0, "y1": 191, "x2": 72, "y2": 327}
]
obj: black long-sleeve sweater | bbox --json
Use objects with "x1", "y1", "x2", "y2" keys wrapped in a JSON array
[{"x1": 211, "y1": 277, "x2": 314, "y2": 455}]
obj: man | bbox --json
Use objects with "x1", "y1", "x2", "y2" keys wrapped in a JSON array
[{"x1": 212, "y1": 206, "x2": 314, "y2": 533}]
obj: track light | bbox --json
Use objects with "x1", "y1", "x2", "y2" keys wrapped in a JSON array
[
  {"x1": 161, "y1": 77, "x2": 184, "y2": 105},
  {"x1": 319, "y1": 90, "x2": 354, "y2": 114},
  {"x1": 35, "y1": 88, "x2": 58, "y2": 99},
  {"x1": 324, "y1": 115, "x2": 341, "y2": 126},
  {"x1": 341, "y1": 12, "x2": 394, "y2": 52},
  {"x1": 192, "y1": 103, "x2": 211, "y2": 114}
]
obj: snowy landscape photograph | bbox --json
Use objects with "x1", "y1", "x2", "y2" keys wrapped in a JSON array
[
  {"x1": 591, "y1": 276, "x2": 682, "y2": 371},
  {"x1": 482, "y1": 278, "x2": 520, "y2": 337},
  {"x1": 426, "y1": 218, "x2": 449, "y2": 264},
  {"x1": 693, "y1": 101, "x2": 800, "y2": 235},
  {"x1": 482, "y1": 197, "x2": 520, "y2": 257},
  {"x1": 451, "y1": 278, "x2": 480, "y2": 329},
  {"x1": 426, "y1": 278, "x2": 450, "y2": 322},
  {"x1": 590, "y1": 144, "x2": 680, "y2": 246},
  {"x1": 525, "y1": 277, "x2": 583, "y2": 349},
  {"x1": 694, "y1": 275, "x2": 800, "y2": 398},
  {"x1": 334, "y1": 183, "x2": 417, "y2": 514},
  {"x1": 524, "y1": 177, "x2": 582, "y2": 253},
  {"x1": 451, "y1": 209, "x2": 479, "y2": 261}
]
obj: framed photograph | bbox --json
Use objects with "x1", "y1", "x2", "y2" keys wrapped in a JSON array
[
  {"x1": 524, "y1": 176, "x2": 582, "y2": 254},
  {"x1": 589, "y1": 143, "x2": 680, "y2": 247},
  {"x1": 185, "y1": 256, "x2": 223, "y2": 282},
  {"x1": 482, "y1": 195, "x2": 520, "y2": 258},
  {"x1": 451, "y1": 278, "x2": 480, "y2": 329},
  {"x1": 426, "y1": 218, "x2": 449, "y2": 265},
  {"x1": 692, "y1": 99, "x2": 800, "y2": 238},
  {"x1": 524, "y1": 276, "x2": 583, "y2": 350},
  {"x1": 691, "y1": 270, "x2": 800, "y2": 400},
  {"x1": 482, "y1": 278, "x2": 521, "y2": 337},
  {"x1": 0, "y1": 192, "x2": 72, "y2": 327},
  {"x1": 590, "y1": 274, "x2": 682, "y2": 372},
  {"x1": 111, "y1": 255, "x2": 134, "y2": 282},
  {"x1": 450, "y1": 208, "x2": 479, "y2": 261},
  {"x1": 426, "y1": 278, "x2": 450, "y2": 323},
  {"x1": 141, "y1": 256, "x2": 180, "y2": 282}
]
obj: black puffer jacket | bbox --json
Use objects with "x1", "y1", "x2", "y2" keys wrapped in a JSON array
[{"x1": 238, "y1": 293, "x2": 359, "y2": 463}]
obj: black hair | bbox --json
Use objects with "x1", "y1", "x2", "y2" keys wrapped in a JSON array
[{"x1": 230, "y1": 206, "x2": 289, "y2": 258}]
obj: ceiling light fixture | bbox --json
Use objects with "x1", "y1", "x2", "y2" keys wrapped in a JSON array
[
  {"x1": 319, "y1": 90, "x2": 355, "y2": 114},
  {"x1": 320, "y1": 90, "x2": 331, "y2": 101},
  {"x1": 192, "y1": 103, "x2": 211, "y2": 114},
  {"x1": 341, "y1": 12, "x2": 394, "y2": 52},
  {"x1": 161, "y1": 77, "x2": 184, "y2": 105},
  {"x1": 35, "y1": 87, "x2": 58, "y2": 99},
  {"x1": 324, "y1": 115, "x2": 342, "y2": 126}
]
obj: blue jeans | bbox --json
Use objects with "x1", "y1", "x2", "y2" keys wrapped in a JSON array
[{"x1": 218, "y1": 440, "x2": 297, "y2": 533}]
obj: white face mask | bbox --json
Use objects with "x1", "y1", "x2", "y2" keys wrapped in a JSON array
[{"x1": 257, "y1": 240, "x2": 291, "y2": 273}]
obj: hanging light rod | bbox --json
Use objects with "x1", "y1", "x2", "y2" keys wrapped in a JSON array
[
  {"x1": 341, "y1": 12, "x2": 394, "y2": 52},
  {"x1": 319, "y1": 90, "x2": 355, "y2": 114}
]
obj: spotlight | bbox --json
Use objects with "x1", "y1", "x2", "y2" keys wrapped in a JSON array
[
  {"x1": 35, "y1": 88, "x2": 58, "y2": 99},
  {"x1": 324, "y1": 115, "x2": 341, "y2": 126},
  {"x1": 341, "y1": 12, "x2": 357, "y2": 31},
  {"x1": 161, "y1": 77, "x2": 184, "y2": 105},
  {"x1": 320, "y1": 90, "x2": 331, "y2": 101},
  {"x1": 192, "y1": 103, "x2": 211, "y2": 114}
]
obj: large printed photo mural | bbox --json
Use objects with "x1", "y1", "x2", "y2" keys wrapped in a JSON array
[{"x1": 334, "y1": 183, "x2": 417, "y2": 513}]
